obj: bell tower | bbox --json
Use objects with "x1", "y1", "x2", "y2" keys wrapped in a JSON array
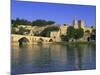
[
  {"x1": 78, "y1": 20, "x2": 84, "y2": 29},
  {"x1": 73, "y1": 16, "x2": 78, "y2": 29}
]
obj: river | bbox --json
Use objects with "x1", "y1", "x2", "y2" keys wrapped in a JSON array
[{"x1": 11, "y1": 43, "x2": 96, "y2": 75}]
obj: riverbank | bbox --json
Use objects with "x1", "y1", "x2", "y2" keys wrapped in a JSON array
[
  {"x1": 11, "y1": 41, "x2": 96, "y2": 46},
  {"x1": 53, "y1": 41, "x2": 96, "y2": 46}
]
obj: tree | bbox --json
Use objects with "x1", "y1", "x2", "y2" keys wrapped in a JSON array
[
  {"x1": 47, "y1": 21, "x2": 55, "y2": 25},
  {"x1": 17, "y1": 27, "x2": 28, "y2": 35},
  {"x1": 32, "y1": 19, "x2": 55, "y2": 26},
  {"x1": 11, "y1": 19, "x2": 15, "y2": 24},
  {"x1": 11, "y1": 28, "x2": 19, "y2": 34},
  {"x1": 11, "y1": 19, "x2": 16, "y2": 27},
  {"x1": 90, "y1": 29, "x2": 96, "y2": 40},
  {"x1": 92, "y1": 29, "x2": 96, "y2": 34},
  {"x1": 67, "y1": 26, "x2": 84, "y2": 40},
  {"x1": 32, "y1": 19, "x2": 47, "y2": 26},
  {"x1": 73, "y1": 28, "x2": 84, "y2": 40},
  {"x1": 12, "y1": 18, "x2": 55, "y2": 27},
  {"x1": 60, "y1": 35, "x2": 69, "y2": 41},
  {"x1": 40, "y1": 26, "x2": 59, "y2": 37},
  {"x1": 11, "y1": 18, "x2": 32, "y2": 27},
  {"x1": 67, "y1": 26, "x2": 75, "y2": 38}
]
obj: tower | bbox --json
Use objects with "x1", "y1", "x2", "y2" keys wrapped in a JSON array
[
  {"x1": 50, "y1": 30, "x2": 61, "y2": 42},
  {"x1": 60, "y1": 24, "x2": 68, "y2": 35},
  {"x1": 73, "y1": 16, "x2": 78, "y2": 29},
  {"x1": 78, "y1": 20, "x2": 84, "y2": 29}
]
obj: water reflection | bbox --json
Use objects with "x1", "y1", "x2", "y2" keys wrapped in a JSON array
[{"x1": 11, "y1": 43, "x2": 96, "y2": 74}]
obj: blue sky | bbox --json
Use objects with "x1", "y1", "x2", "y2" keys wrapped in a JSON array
[{"x1": 12, "y1": 0, "x2": 96, "y2": 26}]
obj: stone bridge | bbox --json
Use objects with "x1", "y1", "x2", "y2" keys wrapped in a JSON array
[{"x1": 11, "y1": 34, "x2": 53, "y2": 44}]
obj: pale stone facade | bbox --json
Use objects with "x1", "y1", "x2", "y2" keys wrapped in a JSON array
[
  {"x1": 12, "y1": 34, "x2": 53, "y2": 44},
  {"x1": 83, "y1": 27, "x2": 92, "y2": 33},
  {"x1": 73, "y1": 18, "x2": 78, "y2": 29},
  {"x1": 60, "y1": 24, "x2": 69, "y2": 35},
  {"x1": 12, "y1": 17, "x2": 95, "y2": 43},
  {"x1": 78, "y1": 20, "x2": 84, "y2": 29},
  {"x1": 50, "y1": 18, "x2": 95, "y2": 42},
  {"x1": 50, "y1": 31, "x2": 61, "y2": 42},
  {"x1": 72, "y1": 18, "x2": 94, "y2": 33}
]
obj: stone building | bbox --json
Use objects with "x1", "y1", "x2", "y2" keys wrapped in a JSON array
[
  {"x1": 78, "y1": 20, "x2": 84, "y2": 29},
  {"x1": 49, "y1": 17, "x2": 95, "y2": 42},
  {"x1": 50, "y1": 31, "x2": 61, "y2": 42},
  {"x1": 12, "y1": 17, "x2": 95, "y2": 42},
  {"x1": 73, "y1": 17, "x2": 78, "y2": 29},
  {"x1": 59, "y1": 24, "x2": 69, "y2": 35}
]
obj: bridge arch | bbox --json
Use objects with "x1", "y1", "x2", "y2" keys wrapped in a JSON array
[
  {"x1": 39, "y1": 38, "x2": 44, "y2": 42},
  {"x1": 49, "y1": 39, "x2": 53, "y2": 42},
  {"x1": 18, "y1": 37, "x2": 29, "y2": 45}
]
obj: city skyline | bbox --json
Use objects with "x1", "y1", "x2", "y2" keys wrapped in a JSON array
[{"x1": 12, "y1": 0, "x2": 96, "y2": 26}]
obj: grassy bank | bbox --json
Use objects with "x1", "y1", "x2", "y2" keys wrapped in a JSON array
[{"x1": 53, "y1": 41, "x2": 96, "y2": 46}]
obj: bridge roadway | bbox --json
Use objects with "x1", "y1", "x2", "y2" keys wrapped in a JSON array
[{"x1": 11, "y1": 34, "x2": 53, "y2": 44}]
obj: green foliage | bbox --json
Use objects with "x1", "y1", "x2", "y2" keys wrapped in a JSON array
[
  {"x1": 32, "y1": 19, "x2": 55, "y2": 26},
  {"x1": 77, "y1": 28, "x2": 84, "y2": 39},
  {"x1": 67, "y1": 26, "x2": 74, "y2": 38},
  {"x1": 60, "y1": 35, "x2": 69, "y2": 41},
  {"x1": 91, "y1": 29, "x2": 96, "y2": 40},
  {"x1": 12, "y1": 18, "x2": 55, "y2": 27},
  {"x1": 92, "y1": 29, "x2": 96, "y2": 34},
  {"x1": 47, "y1": 21, "x2": 55, "y2": 25},
  {"x1": 40, "y1": 26, "x2": 59, "y2": 37},
  {"x1": 32, "y1": 19, "x2": 47, "y2": 26},
  {"x1": 11, "y1": 18, "x2": 31, "y2": 27},
  {"x1": 11, "y1": 28, "x2": 18, "y2": 34},
  {"x1": 17, "y1": 27, "x2": 28, "y2": 35},
  {"x1": 73, "y1": 28, "x2": 84, "y2": 40},
  {"x1": 67, "y1": 26, "x2": 84, "y2": 40}
]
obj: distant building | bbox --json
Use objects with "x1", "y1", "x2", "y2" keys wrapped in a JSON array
[
  {"x1": 12, "y1": 17, "x2": 96, "y2": 42},
  {"x1": 59, "y1": 24, "x2": 69, "y2": 35},
  {"x1": 73, "y1": 17, "x2": 78, "y2": 29},
  {"x1": 78, "y1": 20, "x2": 84, "y2": 29},
  {"x1": 50, "y1": 31, "x2": 61, "y2": 42},
  {"x1": 50, "y1": 17, "x2": 95, "y2": 42}
]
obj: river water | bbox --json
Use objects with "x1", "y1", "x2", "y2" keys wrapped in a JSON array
[{"x1": 11, "y1": 43, "x2": 96, "y2": 75}]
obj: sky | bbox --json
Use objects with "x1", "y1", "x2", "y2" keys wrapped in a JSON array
[{"x1": 11, "y1": 0, "x2": 96, "y2": 26}]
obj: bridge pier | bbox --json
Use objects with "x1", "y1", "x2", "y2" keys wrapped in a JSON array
[{"x1": 11, "y1": 34, "x2": 54, "y2": 45}]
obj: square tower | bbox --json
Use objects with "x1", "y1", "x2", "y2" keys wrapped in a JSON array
[
  {"x1": 73, "y1": 17, "x2": 78, "y2": 29},
  {"x1": 78, "y1": 20, "x2": 84, "y2": 29}
]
